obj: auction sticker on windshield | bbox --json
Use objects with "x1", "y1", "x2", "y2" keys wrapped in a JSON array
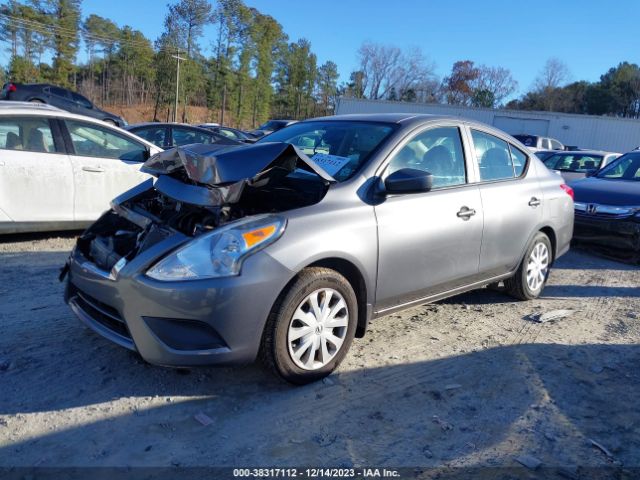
[{"x1": 311, "y1": 153, "x2": 351, "y2": 176}]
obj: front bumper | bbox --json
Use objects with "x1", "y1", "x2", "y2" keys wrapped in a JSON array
[
  {"x1": 65, "y1": 232, "x2": 294, "y2": 367},
  {"x1": 573, "y1": 213, "x2": 640, "y2": 262}
]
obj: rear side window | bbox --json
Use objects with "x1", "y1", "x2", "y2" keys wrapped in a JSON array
[
  {"x1": 0, "y1": 116, "x2": 58, "y2": 153},
  {"x1": 387, "y1": 126, "x2": 466, "y2": 189},
  {"x1": 71, "y1": 92, "x2": 93, "y2": 109},
  {"x1": 550, "y1": 139, "x2": 563, "y2": 150},
  {"x1": 471, "y1": 130, "x2": 516, "y2": 181},
  {"x1": 66, "y1": 120, "x2": 146, "y2": 162},
  {"x1": 50, "y1": 86, "x2": 69, "y2": 98},
  {"x1": 509, "y1": 146, "x2": 528, "y2": 176}
]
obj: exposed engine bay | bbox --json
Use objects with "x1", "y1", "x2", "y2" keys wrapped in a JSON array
[{"x1": 75, "y1": 142, "x2": 331, "y2": 272}]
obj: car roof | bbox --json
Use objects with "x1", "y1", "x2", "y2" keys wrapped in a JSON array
[
  {"x1": 544, "y1": 150, "x2": 618, "y2": 156},
  {"x1": 126, "y1": 122, "x2": 212, "y2": 131},
  {"x1": 0, "y1": 101, "x2": 64, "y2": 113},
  {"x1": 0, "y1": 102, "x2": 157, "y2": 149}
]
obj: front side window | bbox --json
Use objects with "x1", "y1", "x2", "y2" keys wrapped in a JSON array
[
  {"x1": 133, "y1": 127, "x2": 166, "y2": 148},
  {"x1": 171, "y1": 127, "x2": 217, "y2": 146},
  {"x1": 257, "y1": 120, "x2": 395, "y2": 181},
  {"x1": 386, "y1": 126, "x2": 466, "y2": 188},
  {"x1": 218, "y1": 128, "x2": 239, "y2": 140},
  {"x1": 0, "y1": 116, "x2": 57, "y2": 153},
  {"x1": 66, "y1": 120, "x2": 146, "y2": 161},
  {"x1": 472, "y1": 130, "x2": 516, "y2": 181}
]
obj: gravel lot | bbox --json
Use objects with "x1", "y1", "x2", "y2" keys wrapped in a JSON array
[{"x1": 1, "y1": 233, "x2": 639, "y2": 477}]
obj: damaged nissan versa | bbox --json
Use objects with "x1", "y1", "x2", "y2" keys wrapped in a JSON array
[{"x1": 62, "y1": 114, "x2": 574, "y2": 384}]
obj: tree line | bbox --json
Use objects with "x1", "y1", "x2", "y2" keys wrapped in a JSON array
[{"x1": 1, "y1": 0, "x2": 639, "y2": 128}]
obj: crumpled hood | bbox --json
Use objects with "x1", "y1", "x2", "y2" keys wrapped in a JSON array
[
  {"x1": 569, "y1": 177, "x2": 640, "y2": 205},
  {"x1": 141, "y1": 141, "x2": 334, "y2": 185},
  {"x1": 140, "y1": 141, "x2": 335, "y2": 207}
]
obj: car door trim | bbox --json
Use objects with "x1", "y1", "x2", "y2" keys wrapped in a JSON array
[{"x1": 373, "y1": 270, "x2": 514, "y2": 318}]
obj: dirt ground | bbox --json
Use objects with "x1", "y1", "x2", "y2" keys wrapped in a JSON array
[{"x1": 0, "y1": 233, "x2": 639, "y2": 478}]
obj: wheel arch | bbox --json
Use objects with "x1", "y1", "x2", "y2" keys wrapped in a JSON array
[
  {"x1": 538, "y1": 225, "x2": 557, "y2": 264},
  {"x1": 303, "y1": 257, "x2": 370, "y2": 338}
]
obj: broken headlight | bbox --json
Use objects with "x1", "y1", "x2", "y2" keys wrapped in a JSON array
[{"x1": 146, "y1": 215, "x2": 286, "y2": 281}]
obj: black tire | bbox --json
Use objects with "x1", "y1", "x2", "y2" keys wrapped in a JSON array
[
  {"x1": 260, "y1": 267, "x2": 358, "y2": 385},
  {"x1": 505, "y1": 232, "x2": 552, "y2": 301}
]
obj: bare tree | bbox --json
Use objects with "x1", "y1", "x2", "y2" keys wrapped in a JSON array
[
  {"x1": 534, "y1": 58, "x2": 571, "y2": 91},
  {"x1": 356, "y1": 42, "x2": 437, "y2": 100},
  {"x1": 532, "y1": 58, "x2": 571, "y2": 110},
  {"x1": 475, "y1": 65, "x2": 518, "y2": 107}
]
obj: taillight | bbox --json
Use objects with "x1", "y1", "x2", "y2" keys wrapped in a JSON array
[
  {"x1": 560, "y1": 184, "x2": 574, "y2": 200},
  {"x1": 7, "y1": 83, "x2": 16, "y2": 93}
]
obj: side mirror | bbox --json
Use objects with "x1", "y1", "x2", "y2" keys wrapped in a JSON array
[{"x1": 383, "y1": 168, "x2": 433, "y2": 194}]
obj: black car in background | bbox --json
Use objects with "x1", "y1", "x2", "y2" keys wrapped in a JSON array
[
  {"x1": 125, "y1": 123, "x2": 241, "y2": 149},
  {"x1": 1, "y1": 83, "x2": 126, "y2": 127},
  {"x1": 248, "y1": 119, "x2": 297, "y2": 138},
  {"x1": 196, "y1": 124, "x2": 257, "y2": 143},
  {"x1": 570, "y1": 151, "x2": 640, "y2": 263}
]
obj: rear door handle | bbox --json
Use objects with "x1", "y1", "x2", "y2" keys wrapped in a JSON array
[
  {"x1": 82, "y1": 166, "x2": 104, "y2": 173},
  {"x1": 456, "y1": 206, "x2": 476, "y2": 220},
  {"x1": 528, "y1": 197, "x2": 541, "y2": 207}
]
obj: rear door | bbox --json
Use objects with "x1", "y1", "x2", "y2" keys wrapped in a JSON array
[
  {"x1": 469, "y1": 128, "x2": 543, "y2": 277},
  {"x1": 0, "y1": 115, "x2": 74, "y2": 224},
  {"x1": 374, "y1": 124, "x2": 483, "y2": 312},
  {"x1": 61, "y1": 119, "x2": 151, "y2": 221}
]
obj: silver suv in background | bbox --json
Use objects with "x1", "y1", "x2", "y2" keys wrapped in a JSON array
[{"x1": 63, "y1": 114, "x2": 574, "y2": 384}]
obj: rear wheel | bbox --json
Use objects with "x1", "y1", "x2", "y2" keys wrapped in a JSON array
[
  {"x1": 505, "y1": 232, "x2": 552, "y2": 300},
  {"x1": 260, "y1": 267, "x2": 357, "y2": 385}
]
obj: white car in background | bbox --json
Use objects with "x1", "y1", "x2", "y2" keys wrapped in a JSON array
[
  {"x1": 0, "y1": 102, "x2": 162, "y2": 234},
  {"x1": 513, "y1": 134, "x2": 564, "y2": 152}
]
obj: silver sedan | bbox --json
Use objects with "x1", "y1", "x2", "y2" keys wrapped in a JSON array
[{"x1": 64, "y1": 114, "x2": 574, "y2": 384}]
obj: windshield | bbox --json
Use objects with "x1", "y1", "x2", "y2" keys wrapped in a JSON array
[
  {"x1": 256, "y1": 120, "x2": 396, "y2": 181},
  {"x1": 544, "y1": 154, "x2": 603, "y2": 172},
  {"x1": 596, "y1": 152, "x2": 640, "y2": 180}
]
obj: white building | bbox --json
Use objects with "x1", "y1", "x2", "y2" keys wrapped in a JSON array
[{"x1": 336, "y1": 98, "x2": 640, "y2": 153}]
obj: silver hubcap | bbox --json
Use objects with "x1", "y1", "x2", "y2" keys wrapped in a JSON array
[
  {"x1": 526, "y1": 242, "x2": 549, "y2": 291},
  {"x1": 287, "y1": 288, "x2": 349, "y2": 370}
]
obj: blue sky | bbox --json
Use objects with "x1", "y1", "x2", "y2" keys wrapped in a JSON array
[{"x1": 78, "y1": 0, "x2": 640, "y2": 97}]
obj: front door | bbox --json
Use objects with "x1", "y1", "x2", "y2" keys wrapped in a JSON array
[
  {"x1": 374, "y1": 125, "x2": 483, "y2": 312},
  {"x1": 62, "y1": 119, "x2": 150, "y2": 221},
  {"x1": 0, "y1": 116, "x2": 74, "y2": 224}
]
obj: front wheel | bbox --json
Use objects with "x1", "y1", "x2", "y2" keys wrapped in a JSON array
[
  {"x1": 505, "y1": 232, "x2": 552, "y2": 300},
  {"x1": 260, "y1": 267, "x2": 357, "y2": 385}
]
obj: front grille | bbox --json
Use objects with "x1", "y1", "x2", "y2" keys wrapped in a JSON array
[{"x1": 73, "y1": 287, "x2": 131, "y2": 339}]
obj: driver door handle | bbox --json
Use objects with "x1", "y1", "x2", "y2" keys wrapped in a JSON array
[
  {"x1": 457, "y1": 206, "x2": 476, "y2": 220},
  {"x1": 82, "y1": 166, "x2": 104, "y2": 173},
  {"x1": 528, "y1": 197, "x2": 541, "y2": 207}
]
